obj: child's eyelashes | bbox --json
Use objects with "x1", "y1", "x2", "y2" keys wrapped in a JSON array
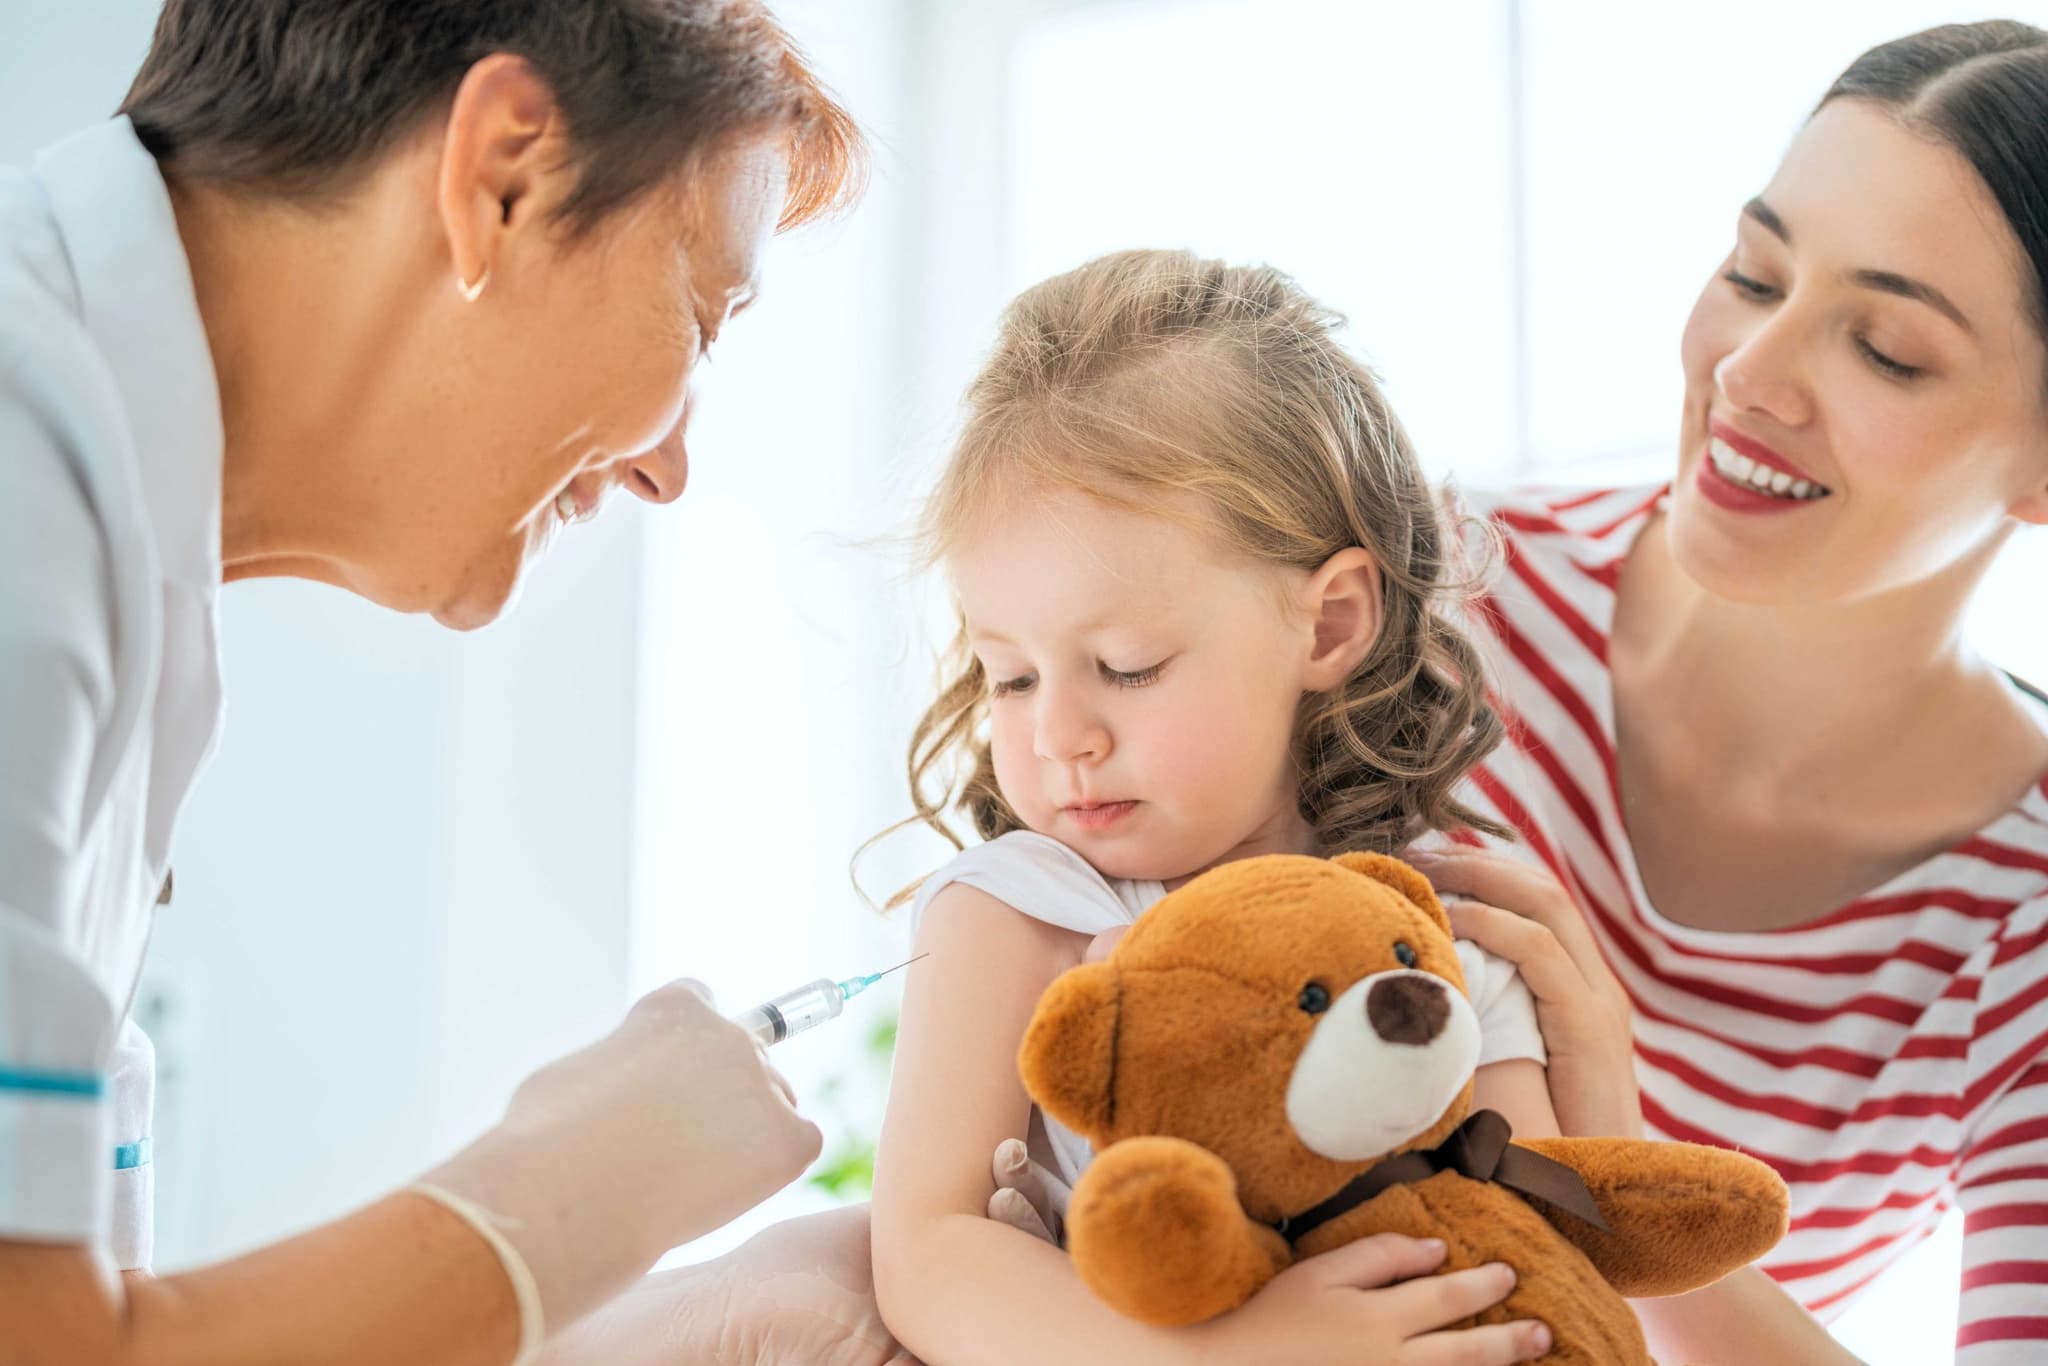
[
  {"x1": 984, "y1": 658, "x2": 1171, "y2": 698},
  {"x1": 1103, "y1": 660, "x2": 1167, "y2": 688}
]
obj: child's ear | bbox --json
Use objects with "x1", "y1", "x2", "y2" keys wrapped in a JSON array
[{"x1": 1301, "y1": 547, "x2": 1383, "y2": 692}]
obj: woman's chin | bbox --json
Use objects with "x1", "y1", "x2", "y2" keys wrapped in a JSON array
[
  {"x1": 431, "y1": 598, "x2": 508, "y2": 632},
  {"x1": 435, "y1": 577, "x2": 522, "y2": 631},
  {"x1": 424, "y1": 549, "x2": 527, "y2": 631},
  {"x1": 1664, "y1": 492, "x2": 1825, "y2": 609}
]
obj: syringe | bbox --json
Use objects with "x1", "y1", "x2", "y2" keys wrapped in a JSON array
[{"x1": 733, "y1": 955, "x2": 927, "y2": 1046}]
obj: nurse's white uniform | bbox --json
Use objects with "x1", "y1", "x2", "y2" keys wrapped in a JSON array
[{"x1": 0, "y1": 116, "x2": 225, "y2": 1270}]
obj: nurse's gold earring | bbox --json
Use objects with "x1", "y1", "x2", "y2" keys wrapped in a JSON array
[{"x1": 457, "y1": 267, "x2": 490, "y2": 303}]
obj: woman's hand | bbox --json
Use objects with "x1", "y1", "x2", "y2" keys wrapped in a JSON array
[
  {"x1": 988, "y1": 1139, "x2": 1070, "y2": 1245},
  {"x1": 419, "y1": 980, "x2": 825, "y2": 1335},
  {"x1": 1407, "y1": 849, "x2": 1644, "y2": 1139},
  {"x1": 536, "y1": 1205, "x2": 920, "y2": 1366},
  {"x1": 1193, "y1": 1237, "x2": 1552, "y2": 1365}
]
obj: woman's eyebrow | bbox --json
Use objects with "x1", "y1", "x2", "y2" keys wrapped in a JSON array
[
  {"x1": 1850, "y1": 268, "x2": 1974, "y2": 335},
  {"x1": 1743, "y1": 196, "x2": 1974, "y2": 336},
  {"x1": 1743, "y1": 196, "x2": 1793, "y2": 245}
]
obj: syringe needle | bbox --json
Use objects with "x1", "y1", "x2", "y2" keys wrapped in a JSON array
[
  {"x1": 836, "y1": 954, "x2": 930, "y2": 1002},
  {"x1": 872, "y1": 953, "x2": 929, "y2": 981}
]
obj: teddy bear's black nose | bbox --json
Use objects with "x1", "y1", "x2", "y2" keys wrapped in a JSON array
[{"x1": 1366, "y1": 974, "x2": 1449, "y2": 1045}]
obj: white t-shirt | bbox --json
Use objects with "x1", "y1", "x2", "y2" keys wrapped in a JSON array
[
  {"x1": 0, "y1": 117, "x2": 226, "y2": 1269},
  {"x1": 912, "y1": 830, "x2": 1546, "y2": 1186}
]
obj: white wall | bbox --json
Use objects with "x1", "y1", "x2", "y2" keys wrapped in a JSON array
[
  {"x1": 631, "y1": 0, "x2": 941, "y2": 1260},
  {"x1": 134, "y1": 515, "x2": 648, "y2": 1264}
]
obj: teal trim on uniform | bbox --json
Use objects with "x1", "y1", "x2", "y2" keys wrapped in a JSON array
[
  {"x1": 113, "y1": 1137, "x2": 152, "y2": 1170},
  {"x1": 0, "y1": 1066, "x2": 104, "y2": 1098}
]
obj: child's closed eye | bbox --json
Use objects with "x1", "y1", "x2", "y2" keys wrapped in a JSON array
[{"x1": 1101, "y1": 659, "x2": 1169, "y2": 688}]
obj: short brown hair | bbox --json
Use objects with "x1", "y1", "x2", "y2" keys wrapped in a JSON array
[
  {"x1": 875, "y1": 250, "x2": 1507, "y2": 907},
  {"x1": 119, "y1": 0, "x2": 863, "y2": 233}
]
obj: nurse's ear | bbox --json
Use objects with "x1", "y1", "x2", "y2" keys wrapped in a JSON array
[{"x1": 435, "y1": 54, "x2": 574, "y2": 303}]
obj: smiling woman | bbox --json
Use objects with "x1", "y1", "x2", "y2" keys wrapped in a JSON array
[
  {"x1": 1434, "y1": 20, "x2": 2048, "y2": 1365},
  {"x1": 123, "y1": 0, "x2": 859, "y2": 629},
  {"x1": 1672, "y1": 91, "x2": 2048, "y2": 607}
]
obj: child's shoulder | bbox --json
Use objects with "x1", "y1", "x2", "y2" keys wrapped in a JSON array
[{"x1": 912, "y1": 830, "x2": 1147, "y2": 936}]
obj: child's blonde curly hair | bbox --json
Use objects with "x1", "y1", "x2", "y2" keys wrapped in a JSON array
[{"x1": 882, "y1": 249, "x2": 1505, "y2": 907}]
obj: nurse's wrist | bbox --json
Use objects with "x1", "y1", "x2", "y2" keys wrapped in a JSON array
[{"x1": 393, "y1": 1186, "x2": 534, "y2": 1365}]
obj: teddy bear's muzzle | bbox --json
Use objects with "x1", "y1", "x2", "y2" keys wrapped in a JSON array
[{"x1": 1285, "y1": 968, "x2": 1482, "y2": 1162}]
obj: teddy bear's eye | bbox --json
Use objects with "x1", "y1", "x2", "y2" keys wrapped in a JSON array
[
  {"x1": 1393, "y1": 941, "x2": 1418, "y2": 968},
  {"x1": 1298, "y1": 983, "x2": 1331, "y2": 1015}
]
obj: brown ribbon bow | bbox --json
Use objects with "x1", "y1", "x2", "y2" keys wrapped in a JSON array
[{"x1": 1270, "y1": 1109, "x2": 1610, "y2": 1243}]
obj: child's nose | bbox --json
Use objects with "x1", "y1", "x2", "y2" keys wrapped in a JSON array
[{"x1": 1033, "y1": 690, "x2": 1111, "y2": 763}]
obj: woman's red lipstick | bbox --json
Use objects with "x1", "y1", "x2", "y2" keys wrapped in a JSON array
[{"x1": 1698, "y1": 418, "x2": 1831, "y2": 514}]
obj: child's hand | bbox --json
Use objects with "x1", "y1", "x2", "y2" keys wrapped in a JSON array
[
  {"x1": 1191, "y1": 1236, "x2": 1551, "y2": 1365},
  {"x1": 1408, "y1": 849, "x2": 1643, "y2": 1140}
]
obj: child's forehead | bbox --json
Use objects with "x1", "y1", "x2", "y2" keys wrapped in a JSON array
[{"x1": 949, "y1": 486, "x2": 1274, "y2": 635}]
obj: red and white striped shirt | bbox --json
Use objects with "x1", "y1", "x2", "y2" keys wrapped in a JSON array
[{"x1": 1451, "y1": 484, "x2": 2048, "y2": 1361}]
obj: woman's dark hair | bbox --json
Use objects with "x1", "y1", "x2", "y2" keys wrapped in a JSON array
[
  {"x1": 1819, "y1": 21, "x2": 2048, "y2": 386},
  {"x1": 119, "y1": 0, "x2": 864, "y2": 234}
]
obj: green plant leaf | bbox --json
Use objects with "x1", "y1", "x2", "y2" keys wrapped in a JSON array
[{"x1": 808, "y1": 1142, "x2": 877, "y2": 1198}]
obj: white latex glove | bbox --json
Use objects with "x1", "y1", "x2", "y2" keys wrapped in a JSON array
[
  {"x1": 536, "y1": 1205, "x2": 921, "y2": 1366},
  {"x1": 539, "y1": 1160, "x2": 1068, "y2": 1366},
  {"x1": 415, "y1": 980, "x2": 823, "y2": 1349},
  {"x1": 986, "y1": 1138, "x2": 1071, "y2": 1246}
]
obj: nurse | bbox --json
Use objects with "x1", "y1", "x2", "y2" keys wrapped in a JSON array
[{"x1": 0, "y1": 1, "x2": 862, "y2": 1362}]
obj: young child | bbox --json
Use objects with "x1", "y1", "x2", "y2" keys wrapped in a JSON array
[{"x1": 869, "y1": 250, "x2": 1558, "y2": 1366}]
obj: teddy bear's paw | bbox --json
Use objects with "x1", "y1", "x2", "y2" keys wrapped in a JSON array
[{"x1": 1068, "y1": 1136, "x2": 1285, "y2": 1326}]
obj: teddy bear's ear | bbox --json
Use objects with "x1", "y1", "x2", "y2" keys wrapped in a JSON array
[
  {"x1": 1332, "y1": 851, "x2": 1453, "y2": 938},
  {"x1": 1018, "y1": 962, "x2": 1123, "y2": 1143}
]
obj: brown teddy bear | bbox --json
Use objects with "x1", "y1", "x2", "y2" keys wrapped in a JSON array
[{"x1": 1018, "y1": 851, "x2": 1790, "y2": 1363}]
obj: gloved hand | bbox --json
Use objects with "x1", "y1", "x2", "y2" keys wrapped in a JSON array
[
  {"x1": 535, "y1": 1158, "x2": 1072, "y2": 1366},
  {"x1": 535, "y1": 1205, "x2": 922, "y2": 1366},
  {"x1": 414, "y1": 980, "x2": 823, "y2": 1348},
  {"x1": 986, "y1": 1138, "x2": 1071, "y2": 1245}
]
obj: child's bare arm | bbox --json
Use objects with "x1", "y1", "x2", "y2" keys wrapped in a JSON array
[
  {"x1": 1473, "y1": 1059, "x2": 1561, "y2": 1139},
  {"x1": 870, "y1": 884, "x2": 1199, "y2": 1365}
]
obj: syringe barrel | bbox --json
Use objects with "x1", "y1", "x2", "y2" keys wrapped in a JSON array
[{"x1": 732, "y1": 977, "x2": 844, "y2": 1046}]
